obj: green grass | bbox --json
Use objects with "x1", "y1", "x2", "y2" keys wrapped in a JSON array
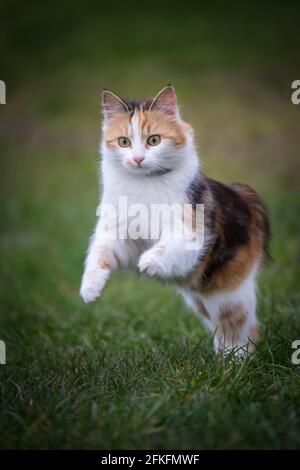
[{"x1": 0, "y1": 0, "x2": 300, "y2": 449}]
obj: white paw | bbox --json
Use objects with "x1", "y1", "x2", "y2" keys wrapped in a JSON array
[
  {"x1": 138, "y1": 251, "x2": 165, "y2": 278},
  {"x1": 80, "y1": 269, "x2": 108, "y2": 304}
]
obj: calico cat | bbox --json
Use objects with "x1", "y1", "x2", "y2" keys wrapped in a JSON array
[{"x1": 80, "y1": 85, "x2": 270, "y2": 356}]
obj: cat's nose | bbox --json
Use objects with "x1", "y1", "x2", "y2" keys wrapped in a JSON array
[{"x1": 133, "y1": 156, "x2": 145, "y2": 167}]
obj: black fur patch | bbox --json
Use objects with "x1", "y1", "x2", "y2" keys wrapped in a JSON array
[
  {"x1": 201, "y1": 179, "x2": 251, "y2": 285},
  {"x1": 186, "y1": 173, "x2": 216, "y2": 234},
  {"x1": 123, "y1": 99, "x2": 152, "y2": 116},
  {"x1": 186, "y1": 173, "x2": 208, "y2": 209}
]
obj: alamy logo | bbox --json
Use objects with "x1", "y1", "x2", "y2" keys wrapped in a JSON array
[
  {"x1": 291, "y1": 80, "x2": 300, "y2": 105},
  {"x1": 96, "y1": 197, "x2": 205, "y2": 251},
  {"x1": 0, "y1": 80, "x2": 6, "y2": 104},
  {"x1": 0, "y1": 340, "x2": 6, "y2": 365},
  {"x1": 291, "y1": 340, "x2": 300, "y2": 365}
]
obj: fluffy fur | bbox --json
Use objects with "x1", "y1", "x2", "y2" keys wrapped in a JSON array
[{"x1": 80, "y1": 85, "x2": 270, "y2": 356}]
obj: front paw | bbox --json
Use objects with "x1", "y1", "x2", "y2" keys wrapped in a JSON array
[
  {"x1": 138, "y1": 251, "x2": 166, "y2": 278},
  {"x1": 80, "y1": 269, "x2": 109, "y2": 304}
]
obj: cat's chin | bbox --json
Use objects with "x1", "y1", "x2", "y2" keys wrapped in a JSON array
[{"x1": 123, "y1": 166, "x2": 162, "y2": 177}]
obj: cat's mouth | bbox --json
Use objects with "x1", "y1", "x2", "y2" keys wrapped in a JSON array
[{"x1": 126, "y1": 165, "x2": 172, "y2": 177}]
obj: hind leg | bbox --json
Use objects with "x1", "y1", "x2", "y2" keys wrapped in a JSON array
[
  {"x1": 202, "y1": 275, "x2": 259, "y2": 357},
  {"x1": 179, "y1": 288, "x2": 213, "y2": 331}
]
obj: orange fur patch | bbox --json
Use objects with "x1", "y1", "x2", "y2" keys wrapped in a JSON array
[
  {"x1": 98, "y1": 246, "x2": 120, "y2": 271},
  {"x1": 104, "y1": 108, "x2": 189, "y2": 148},
  {"x1": 219, "y1": 303, "x2": 247, "y2": 334},
  {"x1": 105, "y1": 113, "x2": 130, "y2": 147},
  {"x1": 182, "y1": 184, "x2": 268, "y2": 295},
  {"x1": 142, "y1": 110, "x2": 188, "y2": 147}
]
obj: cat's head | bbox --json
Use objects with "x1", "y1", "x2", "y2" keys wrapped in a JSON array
[{"x1": 101, "y1": 85, "x2": 194, "y2": 176}]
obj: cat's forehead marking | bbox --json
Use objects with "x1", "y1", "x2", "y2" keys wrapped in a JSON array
[
  {"x1": 129, "y1": 108, "x2": 150, "y2": 140},
  {"x1": 130, "y1": 110, "x2": 141, "y2": 138},
  {"x1": 124, "y1": 99, "x2": 151, "y2": 115}
]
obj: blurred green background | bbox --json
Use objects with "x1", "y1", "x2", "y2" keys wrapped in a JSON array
[{"x1": 0, "y1": 0, "x2": 300, "y2": 449}]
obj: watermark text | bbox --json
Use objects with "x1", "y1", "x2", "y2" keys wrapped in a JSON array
[
  {"x1": 0, "y1": 80, "x2": 6, "y2": 104},
  {"x1": 291, "y1": 80, "x2": 300, "y2": 105},
  {"x1": 0, "y1": 340, "x2": 6, "y2": 365},
  {"x1": 291, "y1": 340, "x2": 300, "y2": 365},
  {"x1": 96, "y1": 197, "x2": 205, "y2": 251}
]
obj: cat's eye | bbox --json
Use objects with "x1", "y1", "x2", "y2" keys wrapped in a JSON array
[
  {"x1": 118, "y1": 137, "x2": 131, "y2": 148},
  {"x1": 147, "y1": 134, "x2": 161, "y2": 146}
]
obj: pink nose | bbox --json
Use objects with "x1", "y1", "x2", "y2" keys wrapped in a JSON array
[{"x1": 133, "y1": 156, "x2": 145, "y2": 167}]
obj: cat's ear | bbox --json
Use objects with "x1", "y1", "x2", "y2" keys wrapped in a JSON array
[
  {"x1": 102, "y1": 89, "x2": 129, "y2": 119},
  {"x1": 149, "y1": 85, "x2": 177, "y2": 115}
]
